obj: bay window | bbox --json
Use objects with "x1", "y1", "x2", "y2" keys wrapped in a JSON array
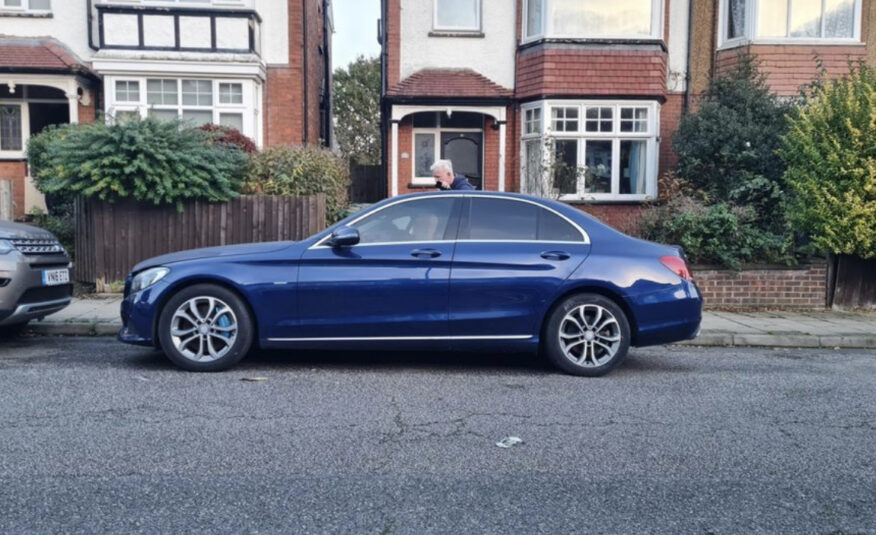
[
  {"x1": 108, "y1": 77, "x2": 254, "y2": 139},
  {"x1": 521, "y1": 101, "x2": 658, "y2": 201},
  {"x1": 524, "y1": 0, "x2": 662, "y2": 41},
  {"x1": 721, "y1": 0, "x2": 860, "y2": 45}
]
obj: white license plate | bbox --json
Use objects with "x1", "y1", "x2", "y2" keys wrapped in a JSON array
[{"x1": 42, "y1": 269, "x2": 70, "y2": 286}]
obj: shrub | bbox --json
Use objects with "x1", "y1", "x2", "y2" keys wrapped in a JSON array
[
  {"x1": 28, "y1": 208, "x2": 75, "y2": 259},
  {"x1": 779, "y1": 63, "x2": 876, "y2": 259},
  {"x1": 244, "y1": 145, "x2": 350, "y2": 224},
  {"x1": 674, "y1": 54, "x2": 793, "y2": 201},
  {"x1": 27, "y1": 118, "x2": 248, "y2": 209},
  {"x1": 199, "y1": 124, "x2": 258, "y2": 154},
  {"x1": 638, "y1": 197, "x2": 792, "y2": 269}
]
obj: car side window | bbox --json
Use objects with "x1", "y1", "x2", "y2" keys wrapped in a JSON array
[
  {"x1": 467, "y1": 198, "x2": 583, "y2": 242},
  {"x1": 537, "y1": 209, "x2": 584, "y2": 242},
  {"x1": 352, "y1": 198, "x2": 457, "y2": 244},
  {"x1": 468, "y1": 198, "x2": 538, "y2": 240}
]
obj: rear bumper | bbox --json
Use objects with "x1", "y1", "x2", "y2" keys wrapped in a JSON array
[{"x1": 629, "y1": 280, "x2": 703, "y2": 347}]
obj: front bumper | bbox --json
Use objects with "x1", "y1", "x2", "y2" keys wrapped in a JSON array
[
  {"x1": 118, "y1": 280, "x2": 168, "y2": 346},
  {"x1": 0, "y1": 252, "x2": 72, "y2": 326}
]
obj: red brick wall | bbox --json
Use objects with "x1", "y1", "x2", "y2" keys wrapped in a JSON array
[
  {"x1": 694, "y1": 263, "x2": 828, "y2": 310},
  {"x1": 386, "y1": 0, "x2": 401, "y2": 88},
  {"x1": 264, "y1": 0, "x2": 327, "y2": 146},
  {"x1": 573, "y1": 204, "x2": 644, "y2": 235},
  {"x1": 516, "y1": 47, "x2": 667, "y2": 99},
  {"x1": 659, "y1": 94, "x2": 683, "y2": 175},
  {"x1": 715, "y1": 44, "x2": 866, "y2": 96},
  {"x1": 0, "y1": 161, "x2": 27, "y2": 219}
]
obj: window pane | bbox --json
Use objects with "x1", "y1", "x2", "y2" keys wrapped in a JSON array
[
  {"x1": 727, "y1": 0, "x2": 746, "y2": 39},
  {"x1": 524, "y1": 108, "x2": 541, "y2": 134},
  {"x1": 414, "y1": 134, "x2": 435, "y2": 178},
  {"x1": 469, "y1": 198, "x2": 537, "y2": 240},
  {"x1": 412, "y1": 112, "x2": 438, "y2": 128},
  {"x1": 28, "y1": 0, "x2": 50, "y2": 8},
  {"x1": 585, "y1": 106, "x2": 613, "y2": 132},
  {"x1": 757, "y1": 0, "x2": 788, "y2": 37},
  {"x1": 435, "y1": 0, "x2": 479, "y2": 29},
  {"x1": 147, "y1": 79, "x2": 178, "y2": 105},
  {"x1": 441, "y1": 112, "x2": 482, "y2": 128},
  {"x1": 182, "y1": 110, "x2": 213, "y2": 126},
  {"x1": 219, "y1": 113, "x2": 243, "y2": 131},
  {"x1": 790, "y1": 0, "x2": 821, "y2": 37},
  {"x1": 620, "y1": 107, "x2": 648, "y2": 132},
  {"x1": 115, "y1": 81, "x2": 140, "y2": 102},
  {"x1": 538, "y1": 210, "x2": 582, "y2": 242},
  {"x1": 824, "y1": 0, "x2": 855, "y2": 38},
  {"x1": 553, "y1": 139, "x2": 578, "y2": 195},
  {"x1": 219, "y1": 82, "x2": 243, "y2": 104},
  {"x1": 523, "y1": 139, "x2": 543, "y2": 194},
  {"x1": 620, "y1": 140, "x2": 647, "y2": 194},
  {"x1": 115, "y1": 110, "x2": 140, "y2": 124},
  {"x1": 148, "y1": 109, "x2": 179, "y2": 122},
  {"x1": 552, "y1": 0, "x2": 652, "y2": 38},
  {"x1": 551, "y1": 107, "x2": 578, "y2": 132},
  {"x1": 182, "y1": 80, "x2": 212, "y2": 106},
  {"x1": 3, "y1": 0, "x2": 23, "y2": 7},
  {"x1": 584, "y1": 140, "x2": 612, "y2": 194},
  {"x1": 0, "y1": 105, "x2": 22, "y2": 151},
  {"x1": 354, "y1": 198, "x2": 456, "y2": 244},
  {"x1": 526, "y1": 0, "x2": 543, "y2": 37}
]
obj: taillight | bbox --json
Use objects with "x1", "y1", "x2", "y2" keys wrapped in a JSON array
[{"x1": 660, "y1": 255, "x2": 692, "y2": 281}]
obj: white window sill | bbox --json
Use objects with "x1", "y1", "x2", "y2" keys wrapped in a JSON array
[
  {"x1": 717, "y1": 38, "x2": 864, "y2": 51},
  {"x1": 560, "y1": 194, "x2": 655, "y2": 203},
  {"x1": 0, "y1": 10, "x2": 51, "y2": 17},
  {"x1": 0, "y1": 153, "x2": 27, "y2": 160}
]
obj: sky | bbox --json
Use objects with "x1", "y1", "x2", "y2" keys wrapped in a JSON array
[{"x1": 331, "y1": 0, "x2": 382, "y2": 72}]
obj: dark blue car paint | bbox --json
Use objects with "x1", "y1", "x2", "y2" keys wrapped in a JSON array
[{"x1": 119, "y1": 192, "x2": 702, "y2": 352}]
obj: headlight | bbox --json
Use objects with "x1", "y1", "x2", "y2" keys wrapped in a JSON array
[
  {"x1": 130, "y1": 267, "x2": 170, "y2": 293},
  {"x1": 0, "y1": 239, "x2": 13, "y2": 255}
]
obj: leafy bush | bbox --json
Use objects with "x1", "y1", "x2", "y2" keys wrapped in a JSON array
[
  {"x1": 779, "y1": 63, "x2": 876, "y2": 259},
  {"x1": 244, "y1": 145, "x2": 350, "y2": 224},
  {"x1": 28, "y1": 208, "x2": 75, "y2": 259},
  {"x1": 674, "y1": 54, "x2": 793, "y2": 201},
  {"x1": 27, "y1": 118, "x2": 248, "y2": 209},
  {"x1": 639, "y1": 198, "x2": 792, "y2": 269},
  {"x1": 199, "y1": 124, "x2": 258, "y2": 154}
]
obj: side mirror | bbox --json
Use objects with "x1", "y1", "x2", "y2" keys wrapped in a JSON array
[{"x1": 328, "y1": 226, "x2": 360, "y2": 247}]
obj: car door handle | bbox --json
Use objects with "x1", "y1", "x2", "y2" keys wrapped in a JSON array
[
  {"x1": 541, "y1": 251, "x2": 570, "y2": 261},
  {"x1": 411, "y1": 248, "x2": 442, "y2": 259}
]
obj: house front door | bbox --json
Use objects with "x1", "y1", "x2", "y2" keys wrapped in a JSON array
[{"x1": 441, "y1": 131, "x2": 482, "y2": 190}]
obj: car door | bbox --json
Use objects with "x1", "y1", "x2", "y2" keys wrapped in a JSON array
[
  {"x1": 449, "y1": 196, "x2": 591, "y2": 338},
  {"x1": 293, "y1": 196, "x2": 462, "y2": 340}
]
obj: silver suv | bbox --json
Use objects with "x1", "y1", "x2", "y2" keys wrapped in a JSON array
[{"x1": 0, "y1": 221, "x2": 72, "y2": 328}]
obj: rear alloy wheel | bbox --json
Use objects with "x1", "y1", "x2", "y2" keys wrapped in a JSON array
[
  {"x1": 158, "y1": 284, "x2": 254, "y2": 371},
  {"x1": 544, "y1": 293, "x2": 631, "y2": 376}
]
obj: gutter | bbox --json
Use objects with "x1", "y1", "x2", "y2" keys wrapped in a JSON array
[
  {"x1": 683, "y1": 0, "x2": 693, "y2": 114},
  {"x1": 302, "y1": 0, "x2": 309, "y2": 144},
  {"x1": 87, "y1": 0, "x2": 98, "y2": 51}
]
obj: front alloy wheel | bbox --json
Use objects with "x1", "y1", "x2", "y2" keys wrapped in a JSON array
[
  {"x1": 544, "y1": 293, "x2": 631, "y2": 376},
  {"x1": 158, "y1": 284, "x2": 254, "y2": 371}
]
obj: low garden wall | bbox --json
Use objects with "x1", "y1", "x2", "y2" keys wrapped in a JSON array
[
  {"x1": 693, "y1": 262, "x2": 828, "y2": 310},
  {"x1": 74, "y1": 194, "x2": 326, "y2": 288}
]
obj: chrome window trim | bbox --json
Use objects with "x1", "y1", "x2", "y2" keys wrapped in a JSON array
[
  {"x1": 267, "y1": 335, "x2": 534, "y2": 342},
  {"x1": 309, "y1": 194, "x2": 591, "y2": 250}
]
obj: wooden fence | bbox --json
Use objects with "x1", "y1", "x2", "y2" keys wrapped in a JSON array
[
  {"x1": 74, "y1": 194, "x2": 326, "y2": 287},
  {"x1": 830, "y1": 255, "x2": 876, "y2": 309},
  {"x1": 0, "y1": 180, "x2": 12, "y2": 221}
]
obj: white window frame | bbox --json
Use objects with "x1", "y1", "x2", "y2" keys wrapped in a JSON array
[
  {"x1": 105, "y1": 76, "x2": 255, "y2": 141},
  {"x1": 0, "y1": 101, "x2": 27, "y2": 159},
  {"x1": 0, "y1": 0, "x2": 51, "y2": 13},
  {"x1": 718, "y1": 0, "x2": 863, "y2": 49},
  {"x1": 433, "y1": 0, "x2": 482, "y2": 32},
  {"x1": 522, "y1": 0, "x2": 664, "y2": 43},
  {"x1": 95, "y1": 0, "x2": 249, "y2": 8},
  {"x1": 411, "y1": 112, "x2": 483, "y2": 185},
  {"x1": 520, "y1": 100, "x2": 659, "y2": 202}
]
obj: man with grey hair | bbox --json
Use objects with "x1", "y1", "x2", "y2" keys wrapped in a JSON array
[{"x1": 431, "y1": 159, "x2": 475, "y2": 191}]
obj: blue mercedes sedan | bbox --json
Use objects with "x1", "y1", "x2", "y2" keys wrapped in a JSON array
[{"x1": 119, "y1": 192, "x2": 701, "y2": 376}]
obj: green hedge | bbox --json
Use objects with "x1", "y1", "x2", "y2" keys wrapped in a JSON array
[
  {"x1": 27, "y1": 118, "x2": 248, "y2": 209},
  {"x1": 244, "y1": 145, "x2": 350, "y2": 224}
]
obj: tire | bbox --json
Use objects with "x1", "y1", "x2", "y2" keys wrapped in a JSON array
[
  {"x1": 157, "y1": 284, "x2": 254, "y2": 372},
  {"x1": 543, "y1": 293, "x2": 631, "y2": 377}
]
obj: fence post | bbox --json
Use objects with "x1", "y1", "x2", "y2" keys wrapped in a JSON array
[{"x1": 0, "y1": 179, "x2": 13, "y2": 221}]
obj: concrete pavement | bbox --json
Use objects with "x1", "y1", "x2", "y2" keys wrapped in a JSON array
[{"x1": 22, "y1": 296, "x2": 876, "y2": 348}]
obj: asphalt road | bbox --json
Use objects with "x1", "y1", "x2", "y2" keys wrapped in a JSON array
[{"x1": 0, "y1": 338, "x2": 874, "y2": 534}]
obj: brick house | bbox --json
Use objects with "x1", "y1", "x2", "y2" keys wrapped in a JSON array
[
  {"x1": 0, "y1": 0, "x2": 332, "y2": 219},
  {"x1": 379, "y1": 0, "x2": 875, "y2": 232}
]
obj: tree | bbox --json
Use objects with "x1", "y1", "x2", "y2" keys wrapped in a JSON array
[
  {"x1": 779, "y1": 64, "x2": 876, "y2": 259},
  {"x1": 333, "y1": 55, "x2": 381, "y2": 165}
]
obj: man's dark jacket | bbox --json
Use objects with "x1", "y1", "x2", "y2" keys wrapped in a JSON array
[{"x1": 450, "y1": 174, "x2": 475, "y2": 190}]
